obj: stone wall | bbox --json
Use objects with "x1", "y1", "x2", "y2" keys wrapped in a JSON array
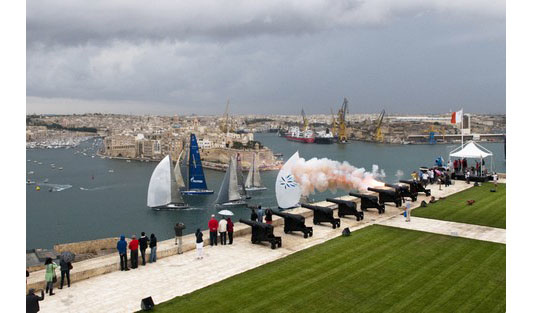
[{"x1": 54, "y1": 237, "x2": 120, "y2": 255}]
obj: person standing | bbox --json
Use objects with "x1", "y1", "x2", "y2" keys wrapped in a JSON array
[
  {"x1": 129, "y1": 235, "x2": 139, "y2": 269},
  {"x1": 218, "y1": 217, "x2": 227, "y2": 245},
  {"x1": 195, "y1": 229, "x2": 204, "y2": 259},
  {"x1": 227, "y1": 218, "x2": 234, "y2": 245},
  {"x1": 404, "y1": 201, "x2": 412, "y2": 222},
  {"x1": 44, "y1": 258, "x2": 58, "y2": 296},
  {"x1": 26, "y1": 288, "x2": 45, "y2": 313},
  {"x1": 174, "y1": 222, "x2": 186, "y2": 254},
  {"x1": 493, "y1": 172, "x2": 498, "y2": 187},
  {"x1": 465, "y1": 170, "x2": 471, "y2": 184},
  {"x1": 117, "y1": 235, "x2": 129, "y2": 271},
  {"x1": 139, "y1": 232, "x2": 148, "y2": 266},
  {"x1": 149, "y1": 233, "x2": 157, "y2": 263},
  {"x1": 59, "y1": 258, "x2": 72, "y2": 289},
  {"x1": 421, "y1": 171, "x2": 429, "y2": 188},
  {"x1": 250, "y1": 209, "x2": 258, "y2": 222},
  {"x1": 265, "y1": 208, "x2": 273, "y2": 225},
  {"x1": 428, "y1": 169, "x2": 434, "y2": 184},
  {"x1": 208, "y1": 215, "x2": 219, "y2": 246},
  {"x1": 257, "y1": 206, "x2": 264, "y2": 223}
]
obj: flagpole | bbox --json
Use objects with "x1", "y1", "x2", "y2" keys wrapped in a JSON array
[{"x1": 460, "y1": 108, "x2": 464, "y2": 148}]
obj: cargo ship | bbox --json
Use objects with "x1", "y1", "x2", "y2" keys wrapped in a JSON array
[
  {"x1": 314, "y1": 129, "x2": 335, "y2": 144},
  {"x1": 286, "y1": 126, "x2": 315, "y2": 143}
]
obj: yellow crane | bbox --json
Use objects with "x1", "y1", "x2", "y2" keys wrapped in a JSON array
[
  {"x1": 374, "y1": 110, "x2": 385, "y2": 142},
  {"x1": 301, "y1": 109, "x2": 309, "y2": 130},
  {"x1": 219, "y1": 99, "x2": 234, "y2": 133},
  {"x1": 337, "y1": 98, "x2": 348, "y2": 143}
]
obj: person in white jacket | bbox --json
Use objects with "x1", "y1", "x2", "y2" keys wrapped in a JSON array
[{"x1": 218, "y1": 218, "x2": 228, "y2": 245}]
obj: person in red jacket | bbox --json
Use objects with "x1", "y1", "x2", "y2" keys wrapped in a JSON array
[
  {"x1": 129, "y1": 235, "x2": 139, "y2": 269},
  {"x1": 227, "y1": 218, "x2": 234, "y2": 245},
  {"x1": 208, "y1": 215, "x2": 218, "y2": 246}
]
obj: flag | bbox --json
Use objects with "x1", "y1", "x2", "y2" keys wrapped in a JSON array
[{"x1": 451, "y1": 109, "x2": 463, "y2": 124}]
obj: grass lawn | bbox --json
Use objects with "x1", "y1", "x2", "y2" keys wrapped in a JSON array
[
  {"x1": 412, "y1": 183, "x2": 506, "y2": 229},
  {"x1": 149, "y1": 225, "x2": 505, "y2": 313}
]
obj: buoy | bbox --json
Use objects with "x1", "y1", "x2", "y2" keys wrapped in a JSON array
[{"x1": 36, "y1": 186, "x2": 40, "y2": 191}]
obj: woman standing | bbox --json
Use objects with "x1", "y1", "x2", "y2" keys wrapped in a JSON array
[
  {"x1": 149, "y1": 233, "x2": 157, "y2": 263},
  {"x1": 195, "y1": 229, "x2": 204, "y2": 259},
  {"x1": 265, "y1": 208, "x2": 273, "y2": 225},
  {"x1": 44, "y1": 257, "x2": 58, "y2": 296},
  {"x1": 227, "y1": 218, "x2": 234, "y2": 245}
]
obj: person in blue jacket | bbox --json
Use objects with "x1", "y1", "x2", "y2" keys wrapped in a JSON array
[{"x1": 117, "y1": 235, "x2": 129, "y2": 271}]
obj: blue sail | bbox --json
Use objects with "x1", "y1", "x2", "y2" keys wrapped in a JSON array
[{"x1": 188, "y1": 134, "x2": 208, "y2": 190}]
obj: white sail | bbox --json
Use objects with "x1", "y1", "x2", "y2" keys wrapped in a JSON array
[
  {"x1": 215, "y1": 156, "x2": 241, "y2": 204},
  {"x1": 147, "y1": 155, "x2": 186, "y2": 208},
  {"x1": 245, "y1": 153, "x2": 263, "y2": 188},
  {"x1": 236, "y1": 154, "x2": 247, "y2": 197},
  {"x1": 275, "y1": 151, "x2": 302, "y2": 209},
  {"x1": 174, "y1": 150, "x2": 186, "y2": 189}
]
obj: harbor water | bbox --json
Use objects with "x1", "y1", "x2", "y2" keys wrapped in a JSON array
[{"x1": 26, "y1": 133, "x2": 505, "y2": 249}]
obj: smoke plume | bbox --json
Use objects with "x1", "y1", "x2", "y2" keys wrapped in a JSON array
[{"x1": 285, "y1": 156, "x2": 386, "y2": 196}]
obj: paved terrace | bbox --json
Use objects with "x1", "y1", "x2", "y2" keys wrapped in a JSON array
[{"x1": 31, "y1": 180, "x2": 496, "y2": 313}]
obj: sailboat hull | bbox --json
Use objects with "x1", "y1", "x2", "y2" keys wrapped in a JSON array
[
  {"x1": 151, "y1": 203, "x2": 190, "y2": 210},
  {"x1": 215, "y1": 200, "x2": 247, "y2": 207},
  {"x1": 181, "y1": 189, "x2": 214, "y2": 195}
]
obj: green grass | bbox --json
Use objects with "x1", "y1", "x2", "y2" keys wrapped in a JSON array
[
  {"x1": 412, "y1": 183, "x2": 506, "y2": 229},
  {"x1": 150, "y1": 225, "x2": 505, "y2": 313}
]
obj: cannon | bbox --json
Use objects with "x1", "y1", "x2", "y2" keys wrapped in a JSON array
[
  {"x1": 326, "y1": 198, "x2": 364, "y2": 221},
  {"x1": 385, "y1": 183, "x2": 417, "y2": 202},
  {"x1": 239, "y1": 219, "x2": 282, "y2": 249},
  {"x1": 272, "y1": 209, "x2": 313, "y2": 238},
  {"x1": 399, "y1": 180, "x2": 431, "y2": 197},
  {"x1": 349, "y1": 192, "x2": 385, "y2": 214},
  {"x1": 301, "y1": 204, "x2": 341, "y2": 228},
  {"x1": 367, "y1": 187, "x2": 403, "y2": 207}
]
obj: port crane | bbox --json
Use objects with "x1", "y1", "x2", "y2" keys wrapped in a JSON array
[
  {"x1": 330, "y1": 108, "x2": 338, "y2": 137},
  {"x1": 374, "y1": 110, "x2": 385, "y2": 142},
  {"x1": 219, "y1": 99, "x2": 234, "y2": 133},
  {"x1": 337, "y1": 98, "x2": 348, "y2": 143},
  {"x1": 301, "y1": 109, "x2": 309, "y2": 130}
]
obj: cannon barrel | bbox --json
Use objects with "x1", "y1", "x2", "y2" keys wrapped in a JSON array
[
  {"x1": 399, "y1": 180, "x2": 415, "y2": 185},
  {"x1": 368, "y1": 187, "x2": 396, "y2": 194},
  {"x1": 239, "y1": 218, "x2": 255, "y2": 226},
  {"x1": 326, "y1": 198, "x2": 355, "y2": 207},
  {"x1": 271, "y1": 209, "x2": 290, "y2": 218},
  {"x1": 385, "y1": 183, "x2": 401, "y2": 189},
  {"x1": 301, "y1": 203, "x2": 330, "y2": 211},
  {"x1": 349, "y1": 192, "x2": 374, "y2": 199}
]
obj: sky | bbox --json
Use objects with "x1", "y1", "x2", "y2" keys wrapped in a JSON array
[{"x1": 26, "y1": 0, "x2": 506, "y2": 115}]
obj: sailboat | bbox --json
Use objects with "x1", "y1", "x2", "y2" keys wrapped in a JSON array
[
  {"x1": 215, "y1": 156, "x2": 247, "y2": 207},
  {"x1": 178, "y1": 134, "x2": 214, "y2": 195},
  {"x1": 235, "y1": 153, "x2": 251, "y2": 199},
  {"x1": 147, "y1": 155, "x2": 189, "y2": 210},
  {"x1": 245, "y1": 153, "x2": 267, "y2": 191}
]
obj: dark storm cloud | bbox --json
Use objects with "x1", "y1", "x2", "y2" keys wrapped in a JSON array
[{"x1": 26, "y1": 0, "x2": 506, "y2": 114}]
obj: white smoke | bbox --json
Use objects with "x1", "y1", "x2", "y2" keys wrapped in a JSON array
[
  {"x1": 284, "y1": 156, "x2": 386, "y2": 196},
  {"x1": 395, "y1": 170, "x2": 404, "y2": 179}
]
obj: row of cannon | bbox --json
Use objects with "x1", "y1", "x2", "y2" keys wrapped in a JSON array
[{"x1": 239, "y1": 179, "x2": 431, "y2": 250}]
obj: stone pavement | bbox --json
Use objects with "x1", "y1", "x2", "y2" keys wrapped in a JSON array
[
  {"x1": 34, "y1": 180, "x2": 476, "y2": 313},
  {"x1": 376, "y1": 216, "x2": 506, "y2": 244}
]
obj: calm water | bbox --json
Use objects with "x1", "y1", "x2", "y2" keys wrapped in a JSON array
[{"x1": 26, "y1": 133, "x2": 505, "y2": 249}]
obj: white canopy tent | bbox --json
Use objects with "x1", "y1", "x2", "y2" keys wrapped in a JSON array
[{"x1": 449, "y1": 141, "x2": 493, "y2": 174}]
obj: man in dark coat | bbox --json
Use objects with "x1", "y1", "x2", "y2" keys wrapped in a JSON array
[
  {"x1": 139, "y1": 232, "x2": 149, "y2": 266},
  {"x1": 116, "y1": 235, "x2": 129, "y2": 271},
  {"x1": 26, "y1": 288, "x2": 44, "y2": 313},
  {"x1": 174, "y1": 222, "x2": 186, "y2": 254}
]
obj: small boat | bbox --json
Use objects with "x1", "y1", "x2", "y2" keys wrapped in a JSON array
[
  {"x1": 179, "y1": 134, "x2": 213, "y2": 195},
  {"x1": 58, "y1": 167, "x2": 63, "y2": 170},
  {"x1": 108, "y1": 169, "x2": 114, "y2": 173},
  {"x1": 147, "y1": 155, "x2": 189, "y2": 210},
  {"x1": 27, "y1": 180, "x2": 35, "y2": 185},
  {"x1": 38, "y1": 162, "x2": 43, "y2": 165},
  {"x1": 43, "y1": 178, "x2": 49, "y2": 183},
  {"x1": 245, "y1": 153, "x2": 267, "y2": 191},
  {"x1": 27, "y1": 159, "x2": 31, "y2": 162},
  {"x1": 28, "y1": 171, "x2": 34, "y2": 175},
  {"x1": 215, "y1": 155, "x2": 247, "y2": 207},
  {"x1": 126, "y1": 160, "x2": 131, "y2": 163}
]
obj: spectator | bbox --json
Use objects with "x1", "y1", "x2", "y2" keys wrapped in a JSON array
[
  {"x1": 174, "y1": 222, "x2": 186, "y2": 254},
  {"x1": 411, "y1": 171, "x2": 418, "y2": 181},
  {"x1": 139, "y1": 232, "x2": 148, "y2": 266},
  {"x1": 404, "y1": 201, "x2": 412, "y2": 222},
  {"x1": 428, "y1": 169, "x2": 434, "y2": 184},
  {"x1": 195, "y1": 229, "x2": 204, "y2": 260},
  {"x1": 257, "y1": 206, "x2": 264, "y2": 223},
  {"x1": 250, "y1": 209, "x2": 258, "y2": 222},
  {"x1": 265, "y1": 208, "x2": 273, "y2": 225},
  {"x1": 208, "y1": 215, "x2": 219, "y2": 246},
  {"x1": 462, "y1": 159, "x2": 468, "y2": 173},
  {"x1": 421, "y1": 171, "x2": 429, "y2": 187},
  {"x1": 129, "y1": 235, "x2": 139, "y2": 269},
  {"x1": 493, "y1": 173, "x2": 498, "y2": 187},
  {"x1": 59, "y1": 258, "x2": 72, "y2": 289},
  {"x1": 149, "y1": 233, "x2": 157, "y2": 263},
  {"x1": 218, "y1": 217, "x2": 227, "y2": 245},
  {"x1": 445, "y1": 172, "x2": 451, "y2": 187},
  {"x1": 44, "y1": 257, "x2": 57, "y2": 296},
  {"x1": 26, "y1": 288, "x2": 44, "y2": 313},
  {"x1": 117, "y1": 235, "x2": 129, "y2": 271},
  {"x1": 465, "y1": 170, "x2": 471, "y2": 184},
  {"x1": 227, "y1": 218, "x2": 234, "y2": 245}
]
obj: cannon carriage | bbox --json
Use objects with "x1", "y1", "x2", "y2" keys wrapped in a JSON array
[
  {"x1": 349, "y1": 192, "x2": 385, "y2": 214},
  {"x1": 239, "y1": 219, "x2": 282, "y2": 249},
  {"x1": 272, "y1": 209, "x2": 313, "y2": 238},
  {"x1": 385, "y1": 183, "x2": 417, "y2": 202},
  {"x1": 367, "y1": 187, "x2": 403, "y2": 207},
  {"x1": 301, "y1": 204, "x2": 341, "y2": 229},
  {"x1": 399, "y1": 180, "x2": 431, "y2": 197},
  {"x1": 325, "y1": 198, "x2": 364, "y2": 221}
]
